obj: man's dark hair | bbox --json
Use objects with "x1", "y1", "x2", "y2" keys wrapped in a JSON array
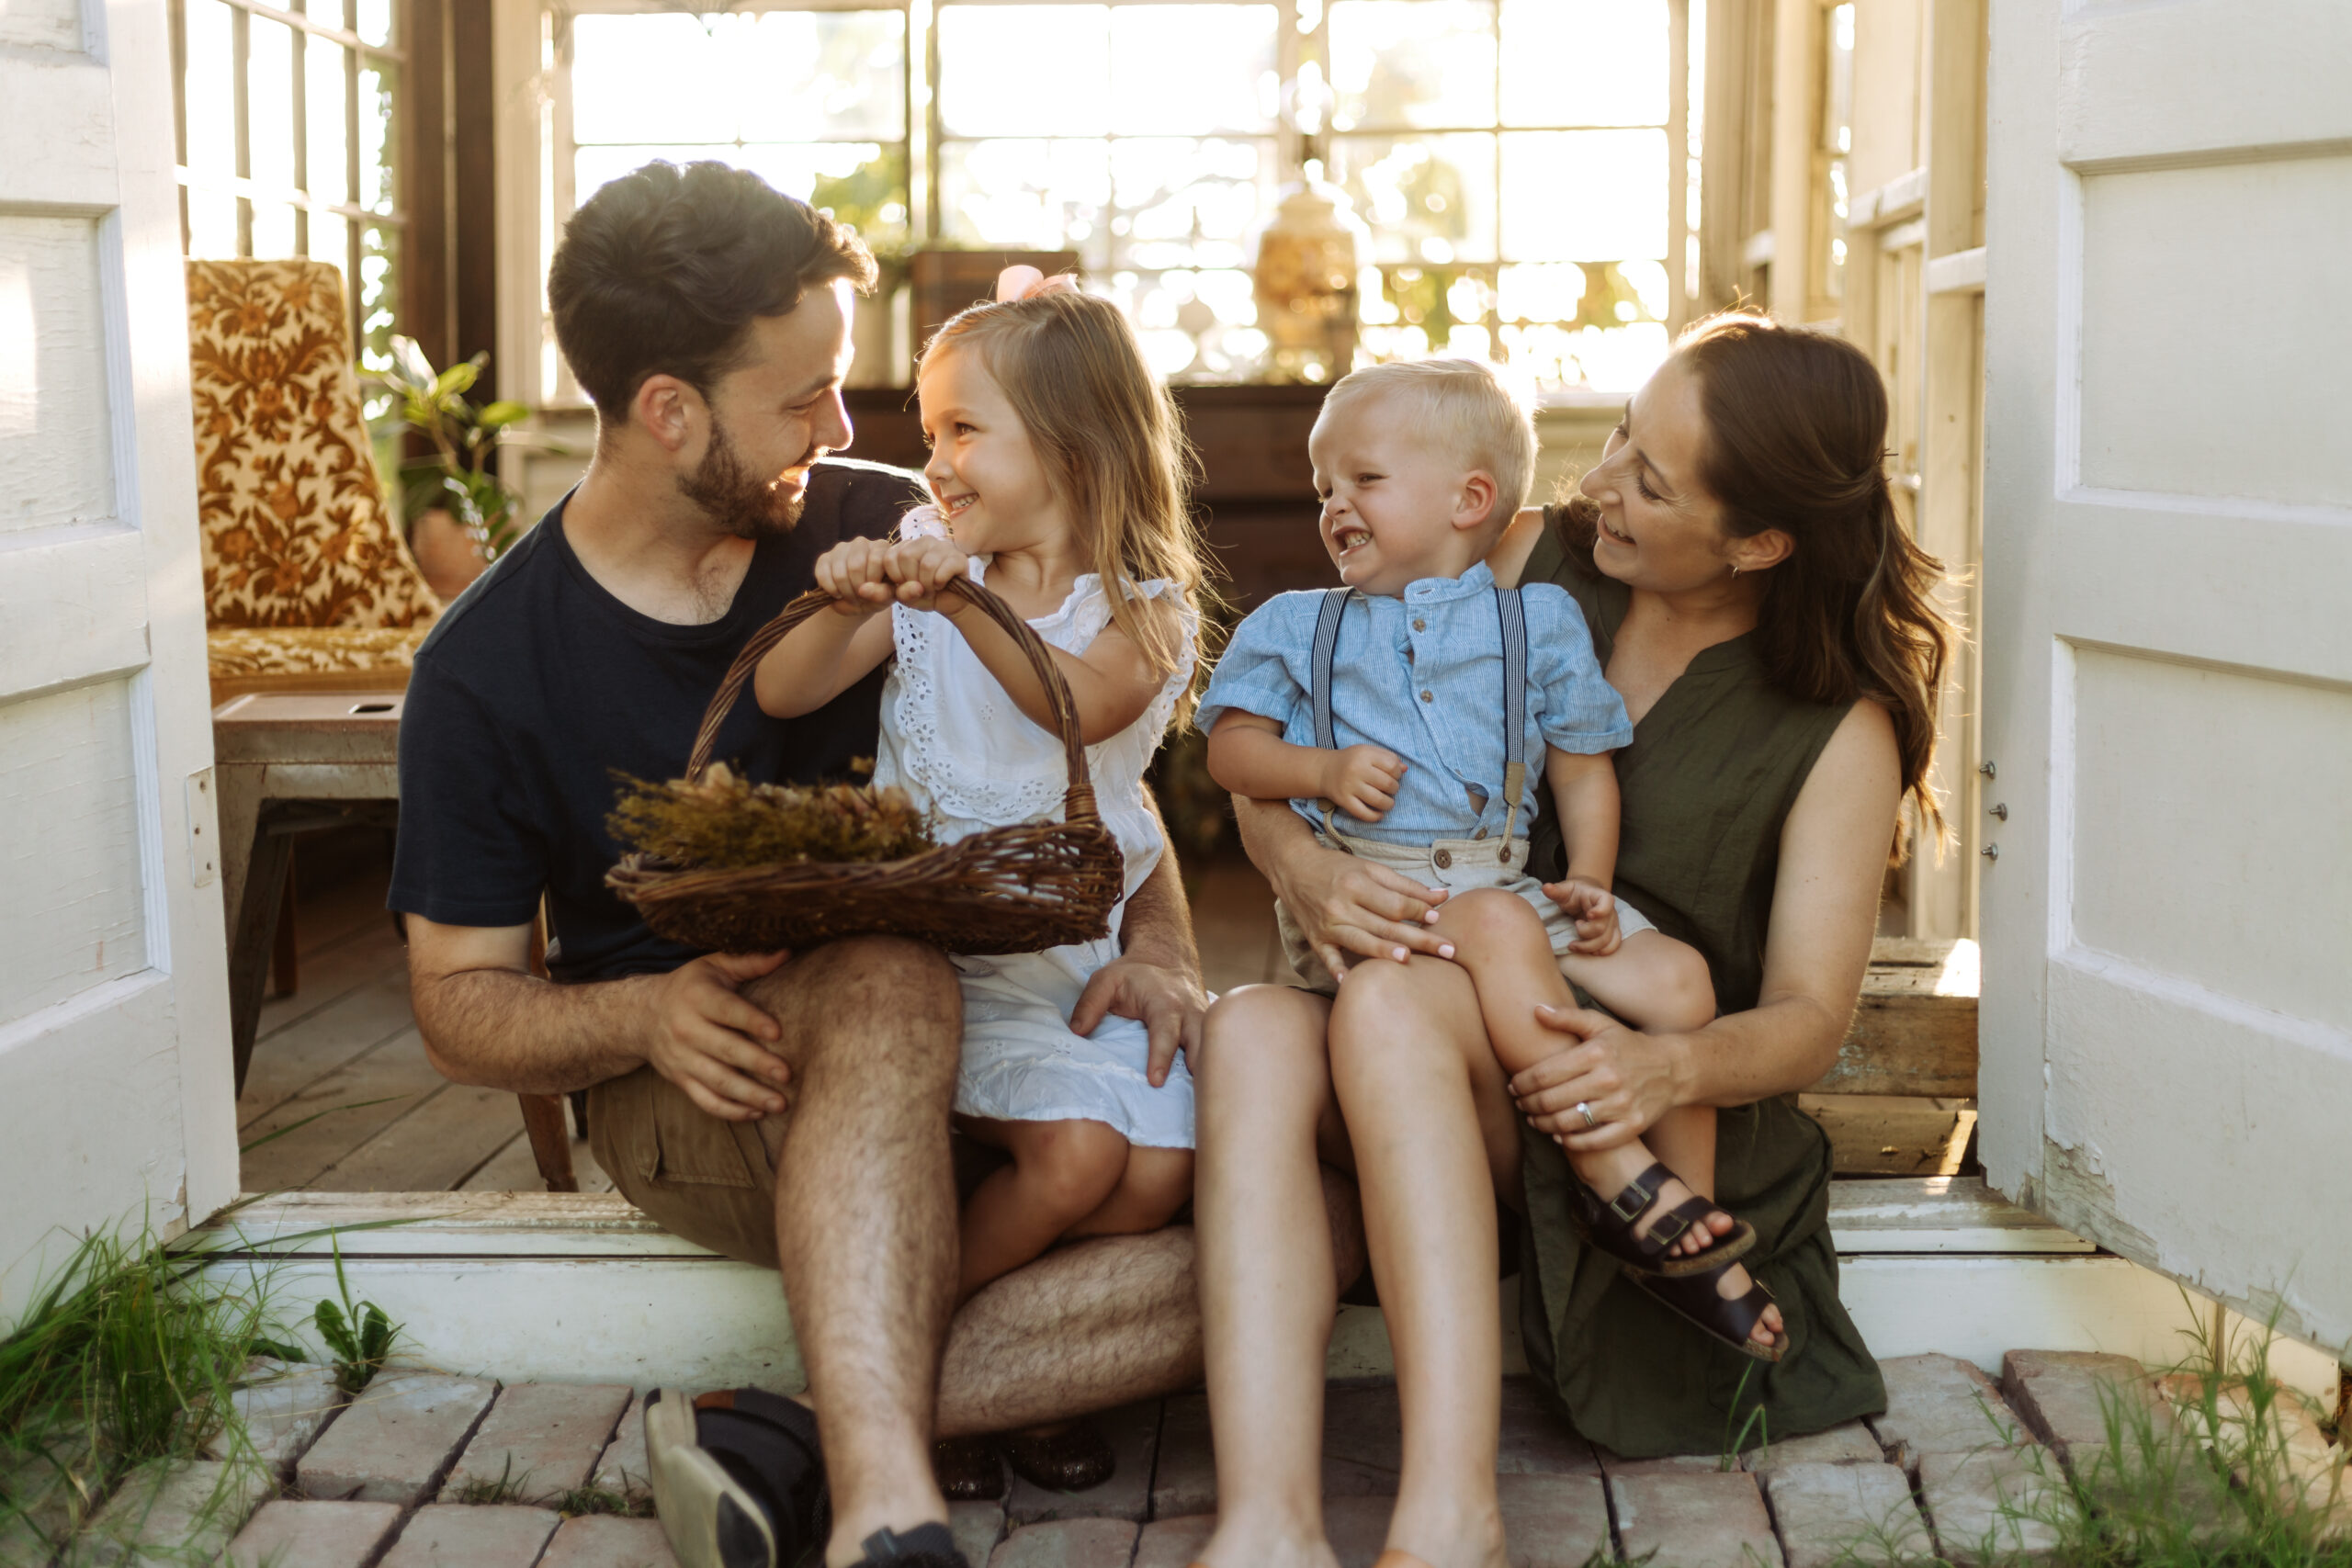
[{"x1": 548, "y1": 160, "x2": 877, "y2": 416}]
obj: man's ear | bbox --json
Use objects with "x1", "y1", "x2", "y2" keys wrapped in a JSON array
[
  {"x1": 631, "y1": 374, "x2": 703, "y2": 457},
  {"x1": 1452, "y1": 471, "x2": 1498, "y2": 533},
  {"x1": 1729, "y1": 526, "x2": 1796, "y2": 573}
]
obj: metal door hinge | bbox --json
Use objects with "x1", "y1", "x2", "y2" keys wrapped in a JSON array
[{"x1": 187, "y1": 770, "x2": 218, "y2": 888}]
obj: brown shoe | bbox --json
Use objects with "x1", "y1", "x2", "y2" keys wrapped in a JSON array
[
  {"x1": 932, "y1": 1434, "x2": 1003, "y2": 1501},
  {"x1": 1001, "y1": 1417, "x2": 1114, "y2": 1493}
]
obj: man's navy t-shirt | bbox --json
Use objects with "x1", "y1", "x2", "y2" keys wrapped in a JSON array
[{"x1": 389, "y1": 457, "x2": 927, "y2": 983}]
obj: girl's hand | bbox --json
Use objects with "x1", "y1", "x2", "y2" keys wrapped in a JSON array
[
  {"x1": 1319, "y1": 745, "x2": 1407, "y2": 822},
  {"x1": 813, "y1": 538, "x2": 899, "y2": 616},
  {"x1": 1509, "y1": 1004, "x2": 1684, "y2": 1151},
  {"x1": 1546, "y1": 875, "x2": 1622, "y2": 956},
  {"x1": 887, "y1": 536, "x2": 973, "y2": 616}
]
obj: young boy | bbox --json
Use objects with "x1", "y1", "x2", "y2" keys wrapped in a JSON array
[{"x1": 1197, "y1": 357, "x2": 1766, "y2": 1313}]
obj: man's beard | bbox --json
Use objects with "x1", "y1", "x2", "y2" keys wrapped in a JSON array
[{"x1": 677, "y1": 412, "x2": 809, "y2": 539}]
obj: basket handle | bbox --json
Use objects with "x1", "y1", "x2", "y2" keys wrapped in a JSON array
[{"x1": 685, "y1": 575, "x2": 1100, "y2": 822}]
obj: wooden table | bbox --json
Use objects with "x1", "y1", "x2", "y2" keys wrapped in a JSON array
[{"x1": 212, "y1": 691, "x2": 404, "y2": 1093}]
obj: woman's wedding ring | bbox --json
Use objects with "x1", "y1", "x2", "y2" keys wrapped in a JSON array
[{"x1": 1576, "y1": 1100, "x2": 1598, "y2": 1130}]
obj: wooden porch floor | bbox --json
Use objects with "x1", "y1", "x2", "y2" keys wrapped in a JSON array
[{"x1": 236, "y1": 846, "x2": 1289, "y2": 1194}]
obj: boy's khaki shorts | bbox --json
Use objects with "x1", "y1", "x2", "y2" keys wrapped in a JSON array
[{"x1": 1273, "y1": 829, "x2": 1655, "y2": 995}]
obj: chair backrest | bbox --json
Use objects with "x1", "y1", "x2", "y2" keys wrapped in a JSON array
[{"x1": 187, "y1": 259, "x2": 441, "y2": 629}]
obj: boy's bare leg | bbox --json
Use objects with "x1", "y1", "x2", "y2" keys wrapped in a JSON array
[
  {"x1": 1064, "y1": 1145, "x2": 1194, "y2": 1239},
  {"x1": 1329, "y1": 957, "x2": 1517, "y2": 1568},
  {"x1": 747, "y1": 937, "x2": 963, "y2": 1567},
  {"x1": 1193, "y1": 986, "x2": 1352, "y2": 1568}
]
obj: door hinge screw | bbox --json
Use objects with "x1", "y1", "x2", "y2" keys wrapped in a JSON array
[
  {"x1": 1982, "y1": 843, "x2": 2000, "y2": 861},
  {"x1": 1978, "y1": 760, "x2": 1997, "y2": 779},
  {"x1": 1989, "y1": 802, "x2": 2007, "y2": 819}
]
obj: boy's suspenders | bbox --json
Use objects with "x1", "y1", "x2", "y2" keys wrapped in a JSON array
[{"x1": 1307, "y1": 584, "x2": 1532, "y2": 859}]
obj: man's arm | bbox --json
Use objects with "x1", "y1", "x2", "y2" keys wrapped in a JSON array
[
  {"x1": 406, "y1": 915, "x2": 797, "y2": 1122},
  {"x1": 1069, "y1": 792, "x2": 1205, "y2": 1084}
]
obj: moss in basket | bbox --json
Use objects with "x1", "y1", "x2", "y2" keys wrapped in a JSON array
[{"x1": 608, "y1": 762, "x2": 936, "y2": 869}]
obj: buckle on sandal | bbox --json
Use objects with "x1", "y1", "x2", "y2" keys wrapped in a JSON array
[{"x1": 1608, "y1": 1179, "x2": 1654, "y2": 1224}]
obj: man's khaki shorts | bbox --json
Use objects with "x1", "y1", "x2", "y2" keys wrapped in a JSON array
[{"x1": 589, "y1": 1064, "x2": 1008, "y2": 1269}]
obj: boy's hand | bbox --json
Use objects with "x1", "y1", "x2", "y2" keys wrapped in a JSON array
[
  {"x1": 1319, "y1": 744, "x2": 1407, "y2": 822},
  {"x1": 887, "y1": 536, "x2": 973, "y2": 616},
  {"x1": 813, "y1": 538, "x2": 899, "y2": 615},
  {"x1": 1547, "y1": 875, "x2": 1623, "y2": 955}
]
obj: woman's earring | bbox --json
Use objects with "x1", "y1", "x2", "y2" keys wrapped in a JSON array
[{"x1": 1730, "y1": 563, "x2": 1742, "y2": 578}]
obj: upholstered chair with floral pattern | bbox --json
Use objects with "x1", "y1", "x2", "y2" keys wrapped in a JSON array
[{"x1": 189, "y1": 260, "x2": 442, "y2": 699}]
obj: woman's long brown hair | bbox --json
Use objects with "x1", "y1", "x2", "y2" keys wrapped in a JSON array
[{"x1": 1566, "y1": 312, "x2": 1957, "y2": 859}]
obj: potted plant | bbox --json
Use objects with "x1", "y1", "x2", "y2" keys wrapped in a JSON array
[{"x1": 374, "y1": 335, "x2": 549, "y2": 599}]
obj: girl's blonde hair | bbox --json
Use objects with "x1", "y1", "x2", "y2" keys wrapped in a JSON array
[{"x1": 918, "y1": 286, "x2": 1210, "y2": 698}]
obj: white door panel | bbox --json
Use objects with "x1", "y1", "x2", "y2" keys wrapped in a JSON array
[
  {"x1": 0, "y1": 0, "x2": 236, "y2": 1323},
  {"x1": 1983, "y1": 0, "x2": 2352, "y2": 1358}
]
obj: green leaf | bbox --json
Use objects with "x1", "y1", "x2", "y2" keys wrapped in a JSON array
[
  {"x1": 477, "y1": 400, "x2": 530, "y2": 429},
  {"x1": 313, "y1": 1298, "x2": 354, "y2": 1362},
  {"x1": 247, "y1": 1337, "x2": 309, "y2": 1364},
  {"x1": 434, "y1": 361, "x2": 480, "y2": 398}
]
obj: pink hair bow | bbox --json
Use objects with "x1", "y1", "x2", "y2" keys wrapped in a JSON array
[{"x1": 995, "y1": 265, "x2": 1080, "y2": 302}]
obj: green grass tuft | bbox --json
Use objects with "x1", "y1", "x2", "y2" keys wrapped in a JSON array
[{"x1": 553, "y1": 1481, "x2": 656, "y2": 1517}]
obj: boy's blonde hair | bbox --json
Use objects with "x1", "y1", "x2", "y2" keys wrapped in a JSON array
[
  {"x1": 1321, "y1": 357, "x2": 1538, "y2": 531},
  {"x1": 919, "y1": 287, "x2": 1209, "y2": 696}
]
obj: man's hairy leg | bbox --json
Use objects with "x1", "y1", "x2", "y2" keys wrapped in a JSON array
[
  {"x1": 932, "y1": 1168, "x2": 1365, "y2": 1438},
  {"x1": 750, "y1": 937, "x2": 961, "y2": 1566}
]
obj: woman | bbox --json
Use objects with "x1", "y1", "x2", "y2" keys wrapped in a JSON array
[{"x1": 1191, "y1": 314, "x2": 1954, "y2": 1568}]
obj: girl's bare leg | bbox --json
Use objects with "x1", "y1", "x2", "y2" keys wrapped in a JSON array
[
  {"x1": 1063, "y1": 1146, "x2": 1193, "y2": 1239},
  {"x1": 1431, "y1": 893, "x2": 1781, "y2": 1349},
  {"x1": 1328, "y1": 955, "x2": 1520, "y2": 1568},
  {"x1": 956, "y1": 1117, "x2": 1131, "y2": 1302},
  {"x1": 1195, "y1": 986, "x2": 1350, "y2": 1568}
]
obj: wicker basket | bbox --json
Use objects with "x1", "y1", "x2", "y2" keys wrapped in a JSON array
[{"x1": 606, "y1": 576, "x2": 1126, "y2": 955}]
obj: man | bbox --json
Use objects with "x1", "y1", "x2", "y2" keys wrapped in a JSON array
[{"x1": 392, "y1": 162, "x2": 1269, "y2": 1568}]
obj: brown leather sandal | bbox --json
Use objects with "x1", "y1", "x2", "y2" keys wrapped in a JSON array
[
  {"x1": 1634, "y1": 1264, "x2": 1785, "y2": 1362},
  {"x1": 1001, "y1": 1416, "x2": 1114, "y2": 1492},
  {"x1": 1573, "y1": 1161, "x2": 1756, "y2": 1278}
]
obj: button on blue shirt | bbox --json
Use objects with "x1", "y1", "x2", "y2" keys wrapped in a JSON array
[{"x1": 1198, "y1": 562, "x2": 1634, "y2": 846}]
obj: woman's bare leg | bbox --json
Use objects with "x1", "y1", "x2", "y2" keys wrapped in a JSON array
[
  {"x1": 1195, "y1": 986, "x2": 1351, "y2": 1568},
  {"x1": 1327, "y1": 955, "x2": 1520, "y2": 1568},
  {"x1": 1433, "y1": 892, "x2": 1781, "y2": 1348}
]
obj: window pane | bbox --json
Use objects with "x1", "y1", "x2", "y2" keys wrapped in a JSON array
[
  {"x1": 312, "y1": 210, "x2": 352, "y2": 279},
  {"x1": 738, "y1": 11, "x2": 907, "y2": 142},
  {"x1": 571, "y1": 14, "x2": 740, "y2": 145},
  {"x1": 1110, "y1": 137, "x2": 1271, "y2": 271},
  {"x1": 575, "y1": 142, "x2": 888, "y2": 209},
  {"x1": 249, "y1": 17, "x2": 298, "y2": 198},
  {"x1": 938, "y1": 6, "x2": 1109, "y2": 138},
  {"x1": 187, "y1": 186, "x2": 239, "y2": 259},
  {"x1": 939, "y1": 139, "x2": 1112, "y2": 254},
  {"x1": 1110, "y1": 5, "x2": 1278, "y2": 136},
  {"x1": 1499, "y1": 320, "x2": 1668, "y2": 389},
  {"x1": 1329, "y1": 132, "x2": 1496, "y2": 265},
  {"x1": 358, "y1": 223, "x2": 399, "y2": 372},
  {"x1": 359, "y1": 58, "x2": 397, "y2": 213},
  {"x1": 311, "y1": 0, "x2": 348, "y2": 32},
  {"x1": 1499, "y1": 129, "x2": 1665, "y2": 260},
  {"x1": 355, "y1": 0, "x2": 391, "y2": 49},
  {"x1": 1499, "y1": 0, "x2": 1668, "y2": 128},
  {"x1": 307, "y1": 36, "x2": 351, "y2": 208},
  {"x1": 1329, "y1": 1, "x2": 1497, "y2": 131},
  {"x1": 252, "y1": 199, "x2": 297, "y2": 259},
  {"x1": 184, "y1": 0, "x2": 234, "y2": 186}
]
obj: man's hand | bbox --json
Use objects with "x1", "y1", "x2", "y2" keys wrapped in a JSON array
[
  {"x1": 1071, "y1": 955, "x2": 1207, "y2": 1089},
  {"x1": 1318, "y1": 744, "x2": 1407, "y2": 823},
  {"x1": 640, "y1": 950, "x2": 797, "y2": 1122},
  {"x1": 813, "y1": 538, "x2": 900, "y2": 616},
  {"x1": 1546, "y1": 875, "x2": 1622, "y2": 955}
]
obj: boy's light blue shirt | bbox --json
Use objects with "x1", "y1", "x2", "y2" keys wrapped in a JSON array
[{"x1": 1198, "y1": 561, "x2": 1634, "y2": 846}]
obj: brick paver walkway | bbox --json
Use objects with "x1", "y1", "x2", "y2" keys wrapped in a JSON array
[{"x1": 26, "y1": 1349, "x2": 2345, "y2": 1565}]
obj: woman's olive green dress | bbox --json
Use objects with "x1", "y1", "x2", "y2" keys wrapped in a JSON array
[{"x1": 1516, "y1": 515, "x2": 1887, "y2": 1458}]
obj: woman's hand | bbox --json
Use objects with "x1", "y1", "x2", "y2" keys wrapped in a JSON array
[
  {"x1": 887, "y1": 536, "x2": 973, "y2": 615},
  {"x1": 1253, "y1": 820, "x2": 1453, "y2": 979},
  {"x1": 813, "y1": 538, "x2": 899, "y2": 616},
  {"x1": 1508, "y1": 1004, "x2": 1688, "y2": 1152}
]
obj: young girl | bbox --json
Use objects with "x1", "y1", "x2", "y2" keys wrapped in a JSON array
[{"x1": 753, "y1": 267, "x2": 1204, "y2": 1307}]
